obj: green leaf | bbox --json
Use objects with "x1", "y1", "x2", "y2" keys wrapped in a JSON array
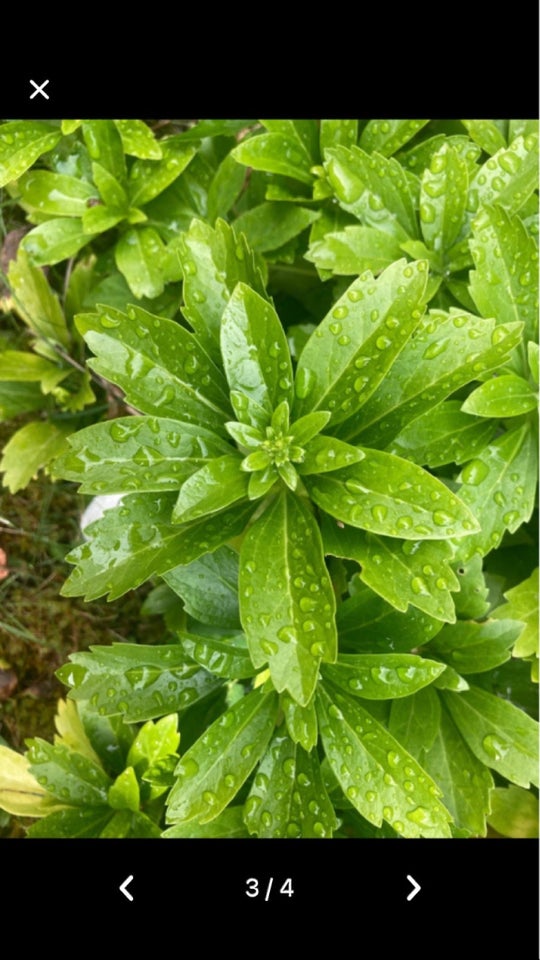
[
  {"x1": 469, "y1": 205, "x2": 538, "y2": 341},
  {"x1": 166, "y1": 689, "x2": 278, "y2": 823},
  {"x1": 462, "y1": 120, "x2": 507, "y2": 155},
  {"x1": 322, "y1": 518, "x2": 459, "y2": 622},
  {"x1": 21, "y1": 218, "x2": 97, "y2": 266},
  {"x1": 18, "y1": 170, "x2": 96, "y2": 216},
  {"x1": 234, "y1": 203, "x2": 319, "y2": 253},
  {"x1": 163, "y1": 545, "x2": 240, "y2": 628},
  {"x1": 27, "y1": 807, "x2": 114, "y2": 839},
  {"x1": 8, "y1": 248, "x2": 69, "y2": 347},
  {"x1": 81, "y1": 203, "x2": 125, "y2": 235},
  {"x1": 240, "y1": 492, "x2": 337, "y2": 706},
  {"x1": 306, "y1": 225, "x2": 403, "y2": 276},
  {"x1": 221, "y1": 283, "x2": 293, "y2": 427},
  {"x1": 388, "y1": 400, "x2": 498, "y2": 467},
  {"x1": 388, "y1": 686, "x2": 441, "y2": 758},
  {"x1": 177, "y1": 632, "x2": 255, "y2": 680},
  {"x1": 528, "y1": 341, "x2": 539, "y2": 385},
  {"x1": 323, "y1": 654, "x2": 445, "y2": 699},
  {"x1": 244, "y1": 733, "x2": 337, "y2": 838},
  {"x1": 127, "y1": 714, "x2": 180, "y2": 775},
  {"x1": 487, "y1": 785, "x2": 539, "y2": 838},
  {"x1": 317, "y1": 685, "x2": 452, "y2": 837},
  {"x1": 280, "y1": 693, "x2": 318, "y2": 752},
  {"x1": 1, "y1": 421, "x2": 70, "y2": 493},
  {"x1": 443, "y1": 686, "x2": 539, "y2": 787},
  {"x1": 57, "y1": 643, "x2": 221, "y2": 722},
  {"x1": 0, "y1": 351, "x2": 68, "y2": 392},
  {"x1": 76, "y1": 304, "x2": 231, "y2": 433},
  {"x1": 207, "y1": 152, "x2": 247, "y2": 223},
  {"x1": 492, "y1": 569, "x2": 538, "y2": 659},
  {"x1": 419, "y1": 143, "x2": 468, "y2": 254},
  {"x1": 359, "y1": 119, "x2": 430, "y2": 156},
  {"x1": 452, "y1": 555, "x2": 490, "y2": 620},
  {"x1": 128, "y1": 138, "x2": 197, "y2": 207},
  {"x1": 92, "y1": 161, "x2": 128, "y2": 210},
  {"x1": 0, "y1": 745, "x2": 67, "y2": 818},
  {"x1": 115, "y1": 227, "x2": 170, "y2": 299},
  {"x1": 337, "y1": 583, "x2": 443, "y2": 652},
  {"x1": 262, "y1": 120, "x2": 319, "y2": 162},
  {"x1": 60, "y1": 492, "x2": 253, "y2": 601},
  {"x1": 325, "y1": 145, "x2": 419, "y2": 241},
  {"x1": 82, "y1": 120, "x2": 126, "y2": 182},
  {"x1": 179, "y1": 218, "x2": 267, "y2": 362},
  {"x1": 0, "y1": 121, "x2": 61, "y2": 186},
  {"x1": 352, "y1": 311, "x2": 523, "y2": 447},
  {"x1": 53, "y1": 416, "x2": 230, "y2": 494},
  {"x1": 469, "y1": 133, "x2": 538, "y2": 217},
  {"x1": 421, "y1": 704, "x2": 493, "y2": 837},
  {"x1": 27, "y1": 739, "x2": 110, "y2": 806},
  {"x1": 114, "y1": 120, "x2": 162, "y2": 160},
  {"x1": 172, "y1": 454, "x2": 248, "y2": 523},
  {"x1": 108, "y1": 766, "x2": 140, "y2": 812},
  {"x1": 428, "y1": 619, "x2": 520, "y2": 673},
  {"x1": 462, "y1": 374, "x2": 537, "y2": 418},
  {"x1": 308, "y1": 448, "x2": 479, "y2": 539},
  {"x1": 456, "y1": 425, "x2": 537, "y2": 560},
  {"x1": 232, "y1": 132, "x2": 314, "y2": 184},
  {"x1": 163, "y1": 806, "x2": 249, "y2": 837},
  {"x1": 0, "y1": 381, "x2": 44, "y2": 418},
  {"x1": 399, "y1": 134, "x2": 481, "y2": 176},
  {"x1": 432, "y1": 666, "x2": 469, "y2": 692},
  {"x1": 298, "y1": 435, "x2": 364, "y2": 475},
  {"x1": 320, "y1": 119, "x2": 358, "y2": 151},
  {"x1": 293, "y1": 259, "x2": 428, "y2": 426}
]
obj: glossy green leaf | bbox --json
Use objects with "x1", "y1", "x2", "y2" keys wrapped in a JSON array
[
  {"x1": 388, "y1": 686, "x2": 441, "y2": 758},
  {"x1": 462, "y1": 374, "x2": 537, "y2": 418},
  {"x1": 307, "y1": 448, "x2": 479, "y2": 540},
  {"x1": 0, "y1": 746, "x2": 67, "y2": 818},
  {"x1": 398, "y1": 134, "x2": 481, "y2": 176},
  {"x1": 128, "y1": 138, "x2": 197, "y2": 207},
  {"x1": 325, "y1": 145, "x2": 419, "y2": 240},
  {"x1": 320, "y1": 119, "x2": 358, "y2": 151},
  {"x1": 432, "y1": 666, "x2": 469, "y2": 692},
  {"x1": 469, "y1": 133, "x2": 538, "y2": 216},
  {"x1": 57, "y1": 642, "x2": 221, "y2": 722},
  {"x1": 429, "y1": 619, "x2": 520, "y2": 673},
  {"x1": 462, "y1": 120, "x2": 507, "y2": 155},
  {"x1": 487, "y1": 785, "x2": 539, "y2": 838},
  {"x1": 293, "y1": 259, "x2": 428, "y2": 426},
  {"x1": 82, "y1": 120, "x2": 126, "y2": 182},
  {"x1": 244, "y1": 733, "x2": 337, "y2": 838},
  {"x1": 419, "y1": 144, "x2": 468, "y2": 254},
  {"x1": 8, "y1": 248, "x2": 69, "y2": 347},
  {"x1": 240, "y1": 492, "x2": 337, "y2": 706},
  {"x1": 163, "y1": 806, "x2": 249, "y2": 838},
  {"x1": 76, "y1": 304, "x2": 231, "y2": 433},
  {"x1": 232, "y1": 132, "x2": 314, "y2": 184},
  {"x1": 337, "y1": 583, "x2": 443, "y2": 652},
  {"x1": 207, "y1": 152, "x2": 247, "y2": 223},
  {"x1": 61, "y1": 493, "x2": 253, "y2": 601},
  {"x1": 469, "y1": 205, "x2": 538, "y2": 341},
  {"x1": 422, "y1": 703, "x2": 493, "y2": 837},
  {"x1": 172, "y1": 454, "x2": 248, "y2": 523},
  {"x1": 127, "y1": 715, "x2": 180, "y2": 775},
  {"x1": 114, "y1": 120, "x2": 162, "y2": 160},
  {"x1": 177, "y1": 632, "x2": 255, "y2": 680},
  {"x1": 443, "y1": 686, "x2": 539, "y2": 788},
  {"x1": 0, "y1": 121, "x2": 61, "y2": 186},
  {"x1": 164, "y1": 545, "x2": 240, "y2": 628},
  {"x1": 322, "y1": 518, "x2": 459, "y2": 622},
  {"x1": 91, "y1": 161, "x2": 128, "y2": 210},
  {"x1": 280, "y1": 693, "x2": 318, "y2": 752},
  {"x1": 455, "y1": 425, "x2": 537, "y2": 560},
  {"x1": 352, "y1": 312, "x2": 523, "y2": 447},
  {"x1": 18, "y1": 170, "x2": 95, "y2": 216},
  {"x1": 452, "y1": 555, "x2": 490, "y2": 620},
  {"x1": 323, "y1": 654, "x2": 445, "y2": 699},
  {"x1": 115, "y1": 227, "x2": 169, "y2": 299},
  {"x1": 234, "y1": 203, "x2": 319, "y2": 253},
  {"x1": 179, "y1": 218, "x2": 267, "y2": 362},
  {"x1": 297, "y1": 435, "x2": 364, "y2": 475},
  {"x1": 166, "y1": 689, "x2": 278, "y2": 823},
  {"x1": 528, "y1": 341, "x2": 538, "y2": 384},
  {"x1": 54, "y1": 416, "x2": 229, "y2": 494},
  {"x1": 108, "y1": 767, "x2": 140, "y2": 812},
  {"x1": 81, "y1": 203, "x2": 125, "y2": 235},
  {"x1": 27, "y1": 739, "x2": 110, "y2": 806},
  {"x1": 21, "y1": 218, "x2": 97, "y2": 266},
  {"x1": 26, "y1": 807, "x2": 114, "y2": 839},
  {"x1": 262, "y1": 120, "x2": 319, "y2": 161},
  {"x1": 307, "y1": 225, "x2": 403, "y2": 276},
  {"x1": 359, "y1": 119, "x2": 429, "y2": 157},
  {"x1": 492, "y1": 568, "x2": 538, "y2": 659},
  {"x1": 388, "y1": 400, "x2": 498, "y2": 467},
  {"x1": 221, "y1": 283, "x2": 293, "y2": 427},
  {"x1": 317, "y1": 685, "x2": 452, "y2": 837},
  {"x1": 1, "y1": 421, "x2": 70, "y2": 493}
]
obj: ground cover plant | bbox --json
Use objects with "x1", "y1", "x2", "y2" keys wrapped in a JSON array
[{"x1": 0, "y1": 119, "x2": 537, "y2": 840}]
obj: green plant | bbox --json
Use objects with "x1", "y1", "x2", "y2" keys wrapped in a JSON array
[{"x1": 0, "y1": 120, "x2": 537, "y2": 840}]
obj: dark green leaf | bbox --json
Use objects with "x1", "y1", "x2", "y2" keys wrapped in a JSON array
[
  {"x1": 337, "y1": 583, "x2": 443, "y2": 652},
  {"x1": 388, "y1": 686, "x2": 441, "y2": 758},
  {"x1": 163, "y1": 545, "x2": 240, "y2": 628},
  {"x1": 177, "y1": 632, "x2": 255, "y2": 679},
  {"x1": 388, "y1": 400, "x2": 498, "y2": 467},
  {"x1": 27, "y1": 807, "x2": 113, "y2": 839},
  {"x1": 429, "y1": 619, "x2": 520, "y2": 673},
  {"x1": 234, "y1": 203, "x2": 319, "y2": 253},
  {"x1": 0, "y1": 121, "x2": 61, "y2": 186},
  {"x1": 0, "y1": 381, "x2": 44, "y2": 418},
  {"x1": 240, "y1": 492, "x2": 337, "y2": 706},
  {"x1": 57, "y1": 642, "x2": 222, "y2": 722},
  {"x1": 323, "y1": 654, "x2": 445, "y2": 699},
  {"x1": 443, "y1": 685, "x2": 539, "y2": 787},
  {"x1": 163, "y1": 806, "x2": 249, "y2": 837},
  {"x1": 166, "y1": 689, "x2": 278, "y2": 823}
]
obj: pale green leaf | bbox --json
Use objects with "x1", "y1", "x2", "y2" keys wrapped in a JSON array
[
  {"x1": 1, "y1": 421, "x2": 70, "y2": 493},
  {"x1": 0, "y1": 121, "x2": 61, "y2": 186},
  {"x1": 306, "y1": 225, "x2": 403, "y2": 276},
  {"x1": 462, "y1": 374, "x2": 537, "y2": 418},
  {"x1": 8, "y1": 248, "x2": 69, "y2": 347},
  {"x1": 487, "y1": 785, "x2": 538, "y2": 838},
  {"x1": 492, "y1": 569, "x2": 538, "y2": 659},
  {"x1": 359, "y1": 119, "x2": 429, "y2": 157}
]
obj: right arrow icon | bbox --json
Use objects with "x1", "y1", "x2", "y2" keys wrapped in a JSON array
[{"x1": 406, "y1": 875, "x2": 421, "y2": 901}]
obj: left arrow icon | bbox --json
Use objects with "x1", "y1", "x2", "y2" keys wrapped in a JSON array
[{"x1": 119, "y1": 875, "x2": 134, "y2": 902}]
